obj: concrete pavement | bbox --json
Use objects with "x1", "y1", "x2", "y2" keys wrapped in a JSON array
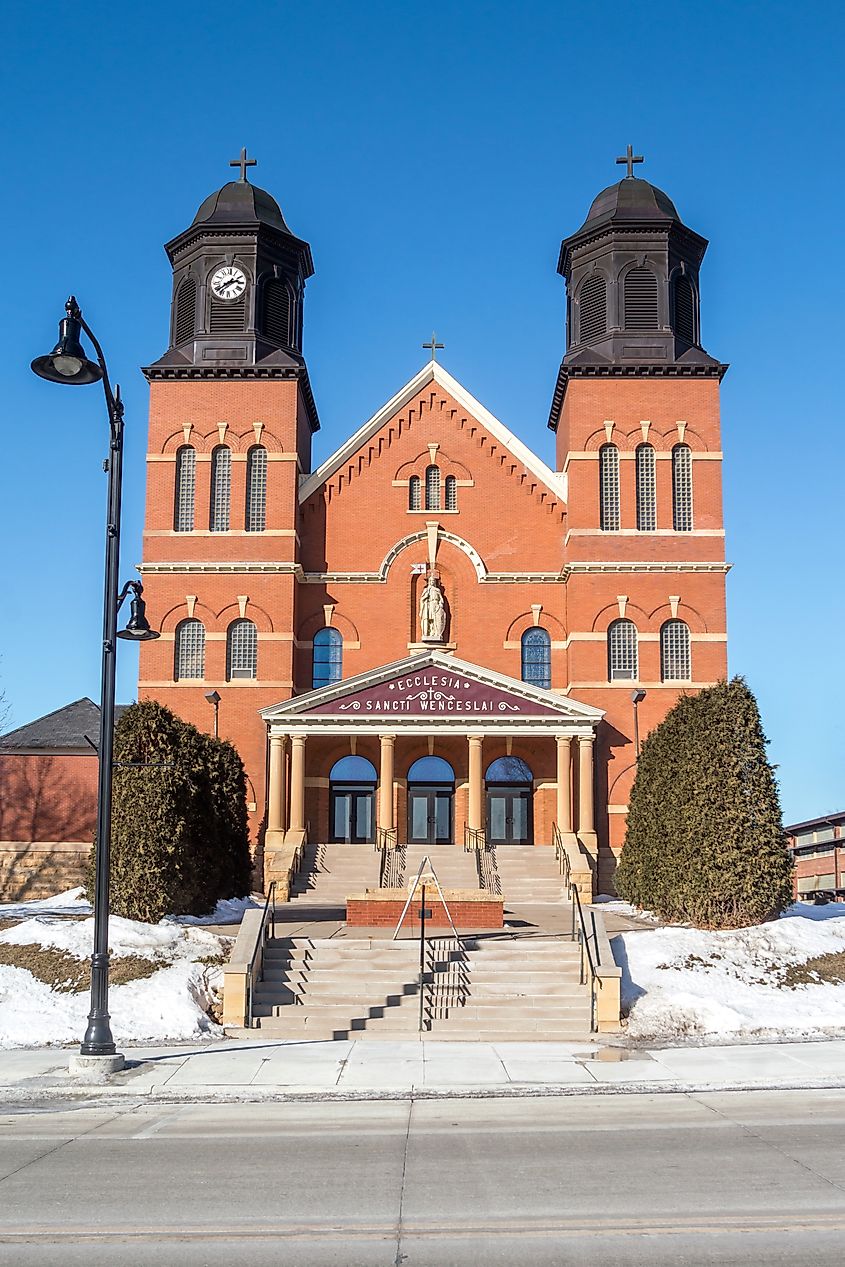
[
  {"x1": 1, "y1": 1090, "x2": 845, "y2": 1264},
  {"x1": 5, "y1": 1036, "x2": 845, "y2": 1102}
]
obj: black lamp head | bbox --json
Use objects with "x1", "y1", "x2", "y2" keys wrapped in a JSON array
[
  {"x1": 205, "y1": 690, "x2": 222, "y2": 706},
  {"x1": 631, "y1": 689, "x2": 647, "y2": 704},
  {"x1": 31, "y1": 297, "x2": 103, "y2": 386},
  {"x1": 117, "y1": 592, "x2": 160, "y2": 642}
]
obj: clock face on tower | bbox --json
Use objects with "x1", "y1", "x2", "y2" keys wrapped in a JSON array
[{"x1": 210, "y1": 266, "x2": 247, "y2": 301}]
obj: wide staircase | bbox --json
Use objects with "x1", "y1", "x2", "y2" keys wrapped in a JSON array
[
  {"x1": 288, "y1": 843, "x2": 380, "y2": 905},
  {"x1": 249, "y1": 933, "x2": 590, "y2": 1040},
  {"x1": 495, "y1": 847, "x2": 571, "y2": 904}
]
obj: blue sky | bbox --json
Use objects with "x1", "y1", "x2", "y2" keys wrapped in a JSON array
[{"x1": 1, "y1": 0, "x2": 841, "y2": 822}]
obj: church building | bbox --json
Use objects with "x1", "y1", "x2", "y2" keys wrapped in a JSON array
[{"x1": 137, "y1": 149, "x2": 729, "y2": 895}]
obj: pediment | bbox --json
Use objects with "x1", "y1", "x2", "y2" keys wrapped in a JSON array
[{"x1": 261, "y1": 651, "x2": 603, "y2": 727}]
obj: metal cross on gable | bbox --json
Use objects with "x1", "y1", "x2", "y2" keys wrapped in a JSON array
[
  {"x1": 422, "y1": 331, "x2": 444, "y2": 362},
  {"x1": 616, "y1": 144, "x2": 644, "y2": 179},
  {"x1": 230, "y1": 147, "x2": 257, "y2": 182}
]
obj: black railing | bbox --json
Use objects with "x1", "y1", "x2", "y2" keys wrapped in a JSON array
[
  {"x1": 246, "y1": 881, "x2": 276, "y2": 1029},
  {"x1": 376, "y1": 827, "x2": 402, "y2": 887},
  {"x1": 552, "y1": 821, "x2": 571, "y2": 886},
  {"x1": 570, "y1": 880, "x2": 600, "y2": 1031},
  {"x1": 463, "y1": 825, "x2": 501, "y2": 895}
]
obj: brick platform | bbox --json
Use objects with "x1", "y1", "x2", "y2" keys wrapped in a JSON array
[{"x1": 346, "y1": 888, "x2": 504, "y2": 929}]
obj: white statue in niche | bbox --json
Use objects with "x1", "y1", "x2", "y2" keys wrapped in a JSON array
[{"x1": 419, "y1": 573, "x2": 447, "y2": 642}]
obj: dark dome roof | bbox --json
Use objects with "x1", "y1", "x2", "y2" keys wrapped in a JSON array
[
  {"x1": 191, "y1": 180, "x2": 292, "y2": 233},
  {"x1": 580, "y1": 177, "x2": 679, "y2": 231}
]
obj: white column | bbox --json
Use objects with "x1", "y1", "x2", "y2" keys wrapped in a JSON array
[
  {"x1": 379, "y1": 734, "x2": 395, "y2": 832},
  {"x1": 468, "y1": 735, "x2": 484, "y2": 832},
  {"x1": 556, "y1": 735, "x2": 573, "y2": 834},
  {"x1": 578, "y1": 734, "x2": 595, "y2": 836},
  {"x1": 289, "y1": 735, "x2": 307, "y2": 835},
  {"x1": 267, "y1": 734, "x2": 287, "y2": 838}
]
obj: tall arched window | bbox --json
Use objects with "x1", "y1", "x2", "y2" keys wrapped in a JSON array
[
  {"x1": 521, "y1": 628, "x2": 551, "y2": 689},
  {"x1": 408, "y1": 475, "x2": 421, "y2": 510},
  {"x1": 245, "y1": 445, "x2": 267, "y2": 532},
  {"x1": 579, "y1": 273, "x2": 607, "y2": 342},
  {"x1": 608, "y1": 619, "x2": 638, "y2": 681},
  {"x1": 425, "y1": 465, "x2": 441, "y2": 511},
  {"x1": 672, "y1": 444, "x2": 693, "y2": 531},
  {"x1": 209, "y1": 445, "x2": 231, "y2": 532},
  {"x1": 660, "y1": 620, "x2": 691, "y2": 682},
  {"x1": 226, "y1": 619, "x2": 258, "y2": 680},
  {"x1": 173, "y1": 445, "x2": 196, "y2": 532},
  {"x1": 635, "y1": 444, "x2": 656, "y2": 531},
  {"x1": 599, "y1": 444, "x2": 620, "y2": 531},
  {"x1": 173, "y1": 276, "x2": 196, "y2": 345},
  {"x1": 262, "y1": 279, "x2": 292, "y2": 346},
  {"x1": 444, "y1": 474, "x2": 457, "y2": 511},
  {"x1": 674, "y1": 274, "x2": 696, "y2": 344},
  {"x1": 174, "y1": 619, "x2": 205, "y2": 680},
  {"x1": 313, "y1": 627, "x2": 343, "y2": 689},
  {"x1": 624, "y1": 266, "x2": 659, "y2": 330}
]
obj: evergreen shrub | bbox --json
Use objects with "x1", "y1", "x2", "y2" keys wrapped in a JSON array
[
  {"x1": 615, "y1": 677, "x2": 793, "y2": 928},
  {"x1": 89, "y1": 700, "x2": 251, "y2": 922}
]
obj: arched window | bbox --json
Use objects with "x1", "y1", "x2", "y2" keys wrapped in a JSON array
[
  {"x1": 521, "y1": 628, "x2": 551, "y2": 689},
  {"x1": 660, "y1": 620, "x2": 691, "y2": 682},
  {"x1": 174, "y1": 619, "x2": 205, "y2": 680},
  {"x1": 485, "y1": 756, "x2": 533, "y2": 784},
  {"x1": 624, "y1": 266, "x2": 659, "y2": 330},
  {"x1": 444, "y1": 474, "x2": 457, "y2": 511},
  {"x1": 599, "y1": 444, "x2": 620, "y2": 531},
  {"x1": 672, "y1": 444, "x2": 693, "y2": 531},
  {"x1": 173, "y1": 445, "x2": 196, "y2": 532},
  {"x1": 674, "y1": 274, "x2": 696, "y2": 344},
  {"x1": 608, "y1": 619, "x2": 638, "y2": 681},
  {"x1": 245, "y1": 445, "x2": 267, "y2": 532},
  {"x1": 408, "y1": 475, "x2": 421, "y2": 510},
  {"x1": 579, "y1": 273, "x2": 607, "y2": 342},
  {"x1": 635, "y1": 444, "x2": 656, "y2": 531},
  {"x1": 226, "y1": 619, "x2": 258, "y2": 680},
  {"x1": 425, "y1": 465, "x2": 441, "y2": 511},
  {"x1": 262, "y1": 279, "x2": 292, "y2": 346},
  {"x1": 312, "y1": 627, "x2": 343, "y2": 689},
  {"x1": 209, "y1": 445, "x2": 231, "y2": 532},
  {"x1": 330, "y1": 756, "x2": 377, "y2": 782},
  {"x1": 173, "y1": 276, "x2": 196, "y2": 345},
  {"x1": 407, "y1": 756, "x2": 454, "y2": 783}
]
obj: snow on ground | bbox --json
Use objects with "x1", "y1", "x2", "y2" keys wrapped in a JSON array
[
  {"x1": 0, "y1": 887, "x2": 92, "y2": 918},
  {"x1": 169, "y1": 894, "x2": 260, "y2": 925},
  {"x1": 617, "y1": 902, "x2": 845, "y2": 1041},
  {"x1": 0, "y1": 905, "x2": 230, "y2": 1049}
]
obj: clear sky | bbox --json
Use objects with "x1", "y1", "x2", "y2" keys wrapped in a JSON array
[{"x1": 1, "y1": 0, "x2": 842, "y2": 823}]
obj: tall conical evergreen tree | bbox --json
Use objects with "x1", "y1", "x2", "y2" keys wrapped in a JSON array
[
  {"x1": 89, "y1": 700, "x2": 251, "y2": 923},
  {"x1": 616, "y1": 678, "x2": 793, "y2": 928}
]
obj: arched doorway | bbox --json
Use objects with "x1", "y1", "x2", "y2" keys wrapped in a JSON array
[
  {"x1": 407, "y1": 756, "x2": 454, "y2": 845},
  {"x1": 329, "y1": 756, "x2": 376, "y2": 844},
  {"x1": 486, "y1": 756, "x2": 533, "y2": 845}
]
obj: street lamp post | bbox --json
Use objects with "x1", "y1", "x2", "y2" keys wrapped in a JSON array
[
  {"x1": 631, "y1": 689, "x2": 647, "y2": 758},
  {"x1": 32, "y1": 297, "x2": 159, "y2": 1070},
  {"x1": 205, "y1": 690, "x2": 221, "y2": 739}
]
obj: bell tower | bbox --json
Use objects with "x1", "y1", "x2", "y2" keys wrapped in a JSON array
[
  {"x1": 138, "y1": 154, "x2": 321, "y2": 852},
  {"x1": 548, "y1": 151, "x2": 730, "y2": 891}
]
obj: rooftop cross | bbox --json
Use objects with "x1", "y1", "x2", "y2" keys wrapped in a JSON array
[
  {"x1": 615, "y1": 144, "x2": 644, "y2": 179},
  {"x1": 422, "y1": 331, "x2": 444, "y2": 362},
  {"x1": 230, "y1": 147, "x2": 257, "y2": 182}
]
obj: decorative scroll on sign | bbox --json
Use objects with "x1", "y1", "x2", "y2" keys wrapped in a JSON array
[{"x1": 310, "y1": 670, "x2": 559, "y2": 717}]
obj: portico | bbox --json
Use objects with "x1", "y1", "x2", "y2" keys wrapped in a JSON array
[{"x1": 261, "y1": 652, "x2": 603, "y2": 874}]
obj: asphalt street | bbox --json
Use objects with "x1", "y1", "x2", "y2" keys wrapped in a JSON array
[{"x1": 1, "y1": 1089, "x2": 845, "y2": 1265}]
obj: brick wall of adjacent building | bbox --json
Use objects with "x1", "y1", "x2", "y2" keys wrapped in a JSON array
[{"x1": 0, "y1": 753, "x2": 97, "y2": 899}]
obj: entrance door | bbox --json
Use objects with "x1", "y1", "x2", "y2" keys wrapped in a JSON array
[
  {"x1": 486, "y1": 786, "x2": 532, "y2": 844},
  {"x1": 330, "y1": 785, "x2": 375, "y2": 843},
  {"x1": 408, "y1": 785, "x2": 453, "y2": 845}
]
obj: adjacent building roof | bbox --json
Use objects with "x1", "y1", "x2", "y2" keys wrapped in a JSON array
[{"x1": 0, "y1": 699, "x2": 129, "y2": 753}]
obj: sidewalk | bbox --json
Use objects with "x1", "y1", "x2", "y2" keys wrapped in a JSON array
[{"x1": 4, "y1": 1036, "x2": 845, "y2": 1103}]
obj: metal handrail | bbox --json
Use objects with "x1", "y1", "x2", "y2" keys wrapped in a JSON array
[
  {"x1": 376, "y1": 826, "x2": 401, "y2": 887},
  {"x1": 552, "y1": 821, "x2": 571, "y2": 886},
  {"x1": 246, "y1": 881, "x2": 277, "y2": 1028},
  {"x1": 464, "y1": 825, "x2": 501, "y2": 895},
  {"x1": 463, "y1": 825, "x2": 485, "y2": 852},
  {"x1": 570, "y1": 880, "x2": 600, "y2": 1032}
]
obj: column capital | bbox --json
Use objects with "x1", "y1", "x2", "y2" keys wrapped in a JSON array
[
  {"x1": 270, "y1": 733, "x2": 287, "y2": 748},
  {"x1": 578, "y1": 733, "x2": 594, "y2": 748},
  {"x1": 290, "y1": 733, "x2": 307, "y2": 747},
  {"x1": 467, "y1": 734, "x2": 484, "y2": 746},
  {"x1": 379, "y1": 733, "x2": 396, "y2": 745}
]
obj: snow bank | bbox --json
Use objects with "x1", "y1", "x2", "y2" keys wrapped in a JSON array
[
  {"x1": 618, "y1": 905, "x2": 845, "y2": 1040},
  {"x1": 0, "y1": 912, "x2": 227, "y2": 1048},
  {"x1": 168, "y1": 895, "x2": 260, "y2": 925},
  {"x1": 0, "y1": 888, "x2": 91, "y2": 918}
]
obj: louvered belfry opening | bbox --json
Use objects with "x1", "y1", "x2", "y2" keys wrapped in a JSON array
[
  {"x1": 578, "y1": 273, "x2": 607, "y2": 342},
  {"x1": 624, "y1": 267, "x2": 659, "y2": 331},
  {"x1": 674, "y1": 274, "x2": 696, "y2": 343},
  {"x1": 209, "y1": 296, "x2": 246, "y2": 333},
  {"x1": 263, "y1": 279, "x2": 292, "y2": 347},
  {"x1": 174, "y1": 276, "x2": 196, "y2": 345}
]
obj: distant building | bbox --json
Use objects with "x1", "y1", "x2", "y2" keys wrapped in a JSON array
[
  {"x1": 785, "y1": 813, "x2": 845, "y2": 902},
  {"x1": 0, "y1": 699, "x2": 127, "y2": 900}
]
